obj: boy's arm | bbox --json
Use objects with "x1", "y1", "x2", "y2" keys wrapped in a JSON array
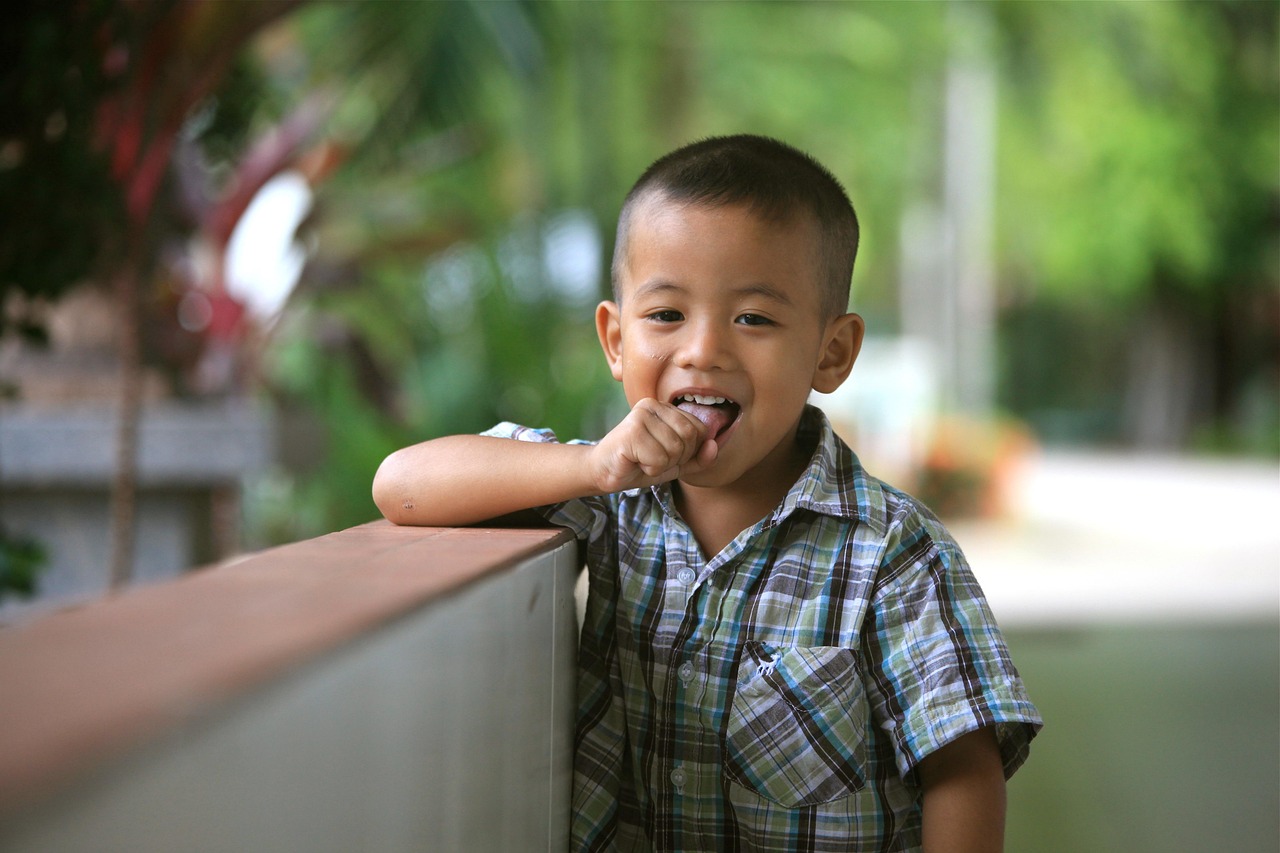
[
  {"x1": 372, "y1": 398, "x2": 715, "y2": 527},
  {"x1": 374, "y1": 434, "x2": 594, "y2": 527},
  {"x1": 917, "y1": 726, "x2": 1007, "y2": 853}
]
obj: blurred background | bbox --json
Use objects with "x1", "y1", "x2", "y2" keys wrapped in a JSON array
[{"x1": 1, "y1": 1, "x2": 1276, "y2": 850}]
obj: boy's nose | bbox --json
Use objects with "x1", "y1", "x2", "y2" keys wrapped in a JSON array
[{"x1": 675, "y1": 321, "x2": 734, "y2": 371}]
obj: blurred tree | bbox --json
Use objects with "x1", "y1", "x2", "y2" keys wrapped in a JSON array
[
  {"x1": 2, "y1": 0, "x2": 302, "y2": 584},
  {"x1": 0, "y1": 0, "x2": 127, "y2": 344},
  {"x1": 994, "y1": 0, "x2": 1278, "y2": 449},
  {"x1": 93, "y1": 0, "x2": 301, "y2": 585},
  {"x1": 1, "y1": 0, "x2": 126, "y2": 591}
]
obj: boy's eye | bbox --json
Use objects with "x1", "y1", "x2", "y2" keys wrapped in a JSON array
[
  {"x1": 736, "y1": 313, "x2": 775, "y2": 327},
  {"x1": 647, "y1": 310, "x2": 684, "y2": 323}
]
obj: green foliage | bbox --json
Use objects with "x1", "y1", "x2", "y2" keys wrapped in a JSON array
[
  {"x1": 0, "y1": 0, "x2": 128, "y2": 336},
  {"x1": 258, "y1": 213, "x2": 616, "y2": 534},
  {"x1": 191, "y1": 53, "x2": 282, "y2": 168},
  {"x1": 990, "y1": 1, "x2": 1277, "y2": 445},
  {"x1": 999, "y1": 300, "x2": 1130, "y2": 445},
  {"x1": 995, "y1": 1, "x2": 1278, "y2": 305},
  {"x1": 248, "y1": 0, "x2": 606, "y2": 536},
  {"x1": 0, "y1": 529, "x2": 46, "y2": 601}
]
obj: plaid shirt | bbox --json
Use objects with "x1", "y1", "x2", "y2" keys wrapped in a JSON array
[{"x1": 485, "y1": 407, "x2": 1041, "y2": 852}]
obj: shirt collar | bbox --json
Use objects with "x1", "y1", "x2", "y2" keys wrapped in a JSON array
[{"x1": 769, "y1": 405, "x2": 886, "y2": 535}]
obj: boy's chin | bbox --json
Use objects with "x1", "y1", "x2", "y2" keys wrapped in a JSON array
[{"x1": 676, "y1": 465, "x2": 734, "y2": 490}]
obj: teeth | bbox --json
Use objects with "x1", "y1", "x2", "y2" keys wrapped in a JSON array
[{"x1": 677, "y1": 394, "x2": 729, "y2": 406}]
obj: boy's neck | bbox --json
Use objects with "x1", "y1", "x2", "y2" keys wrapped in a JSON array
[{"x1": 674, "y1": 424, "x2": 814, "y2": 560}]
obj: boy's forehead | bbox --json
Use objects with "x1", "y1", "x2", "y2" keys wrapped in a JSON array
[{"x1": 618, "y1": 194, "x2": 824, "y2": 302}]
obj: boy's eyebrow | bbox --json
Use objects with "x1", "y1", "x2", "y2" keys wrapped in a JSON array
[
  {"x1": 733, "y1": 283, "x2": 794, "y2": 305},
  {"x1": 631, "y1": 279, "x2": 685, "y2": 301},
  {"x1": 632, "y1": 279, "x2": 795, "y2": 306}
]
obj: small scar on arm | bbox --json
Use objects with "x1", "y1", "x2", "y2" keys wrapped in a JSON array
[{"x1": 402, "y1": 499, "x2": 414, "y2": 510}]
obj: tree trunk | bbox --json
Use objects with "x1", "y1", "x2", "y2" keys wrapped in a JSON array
[
  {"x1": 1122, "y1": 293, "x2": 1213, "y2": 450},
  {"x1": 109, "y1": 261, "x2": 142, "y2": 590}
]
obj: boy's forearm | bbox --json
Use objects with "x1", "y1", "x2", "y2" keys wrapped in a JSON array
[
  {"x1": 918, "y1": 727, "x2": 1007, "y2": 853},
  {"x1": 372, "y1": 434, "x2": 599, "y2": 527}
]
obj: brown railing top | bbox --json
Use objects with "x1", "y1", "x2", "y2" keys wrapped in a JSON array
[{"x1": 0, "y1": 521, "x2": 574, "y2": 822}]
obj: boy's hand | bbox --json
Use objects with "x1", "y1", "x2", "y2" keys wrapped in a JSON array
[{"x1": 590, "y1": 398, "x2": 718, "y2": 493}]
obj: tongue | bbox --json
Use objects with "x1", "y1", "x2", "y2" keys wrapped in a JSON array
[{"x1": 677, "y1": 402, "x2": 736, "y2": 439}]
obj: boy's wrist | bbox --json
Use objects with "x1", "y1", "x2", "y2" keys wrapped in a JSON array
[{"x1": 584, "y1": 439, "x2": 627, "y2": 496}]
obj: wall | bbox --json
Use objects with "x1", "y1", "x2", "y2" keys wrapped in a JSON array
[
  {"x1": 0, "y1": 403, "x2": 273, "y2": 615},
  {"x1": 0, "y1": 523, "x2": 578, "y2": 852}
]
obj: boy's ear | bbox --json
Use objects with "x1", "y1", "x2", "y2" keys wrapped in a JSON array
[
  {"x1": 595, "y1": 301, "x2": 625, "y2": 382},
  {"x1": 811, "y1": 312, "x2": 864, "y2": 394}
]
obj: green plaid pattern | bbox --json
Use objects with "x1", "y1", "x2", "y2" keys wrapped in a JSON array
[{"x1": 484, "y1": 407, "x2": 1041, "y2": 852}]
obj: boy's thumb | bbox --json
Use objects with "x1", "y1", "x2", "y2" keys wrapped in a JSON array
[{"x1": 694, "y1": 438, "x2": 718, "y2": 469}]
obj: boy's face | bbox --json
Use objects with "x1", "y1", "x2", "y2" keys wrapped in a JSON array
[{"x1": 597, "y1": 197, "x2": 862, "y2": 492}]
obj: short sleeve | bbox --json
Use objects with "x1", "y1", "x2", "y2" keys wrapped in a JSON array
[
  {"x1": 479, "y1": 421, "x2": 613, "y2": 544},
  {"x1": 861, "y1": 536, "x2": 1042, "y2": 781},
  {"x1": 480, "y1": 421, "x2": 562, "y2": 444}
]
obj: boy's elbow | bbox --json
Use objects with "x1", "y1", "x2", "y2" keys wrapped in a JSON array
[
  {"x1": 372, "y1": 452, "x2": 418, "y2": 525},
  {"x1": 371, "y1": 485, "x2": 403, "y2": 525}
]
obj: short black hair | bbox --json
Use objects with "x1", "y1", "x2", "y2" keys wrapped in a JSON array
[{"x1": 611, "y1": 134, "x2": 859, "y2": 317}]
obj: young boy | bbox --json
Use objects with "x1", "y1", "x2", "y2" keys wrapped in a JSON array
[{"x1": 373, "y1": 135, "x2": 1041, "y2": 852}]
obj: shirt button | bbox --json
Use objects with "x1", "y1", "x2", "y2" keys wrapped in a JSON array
[
  {"x1": 678, "y1": 661, "x2": 695, "y2": 684},
  {"x1": 676, "y1": 568, "x2": 696, "y2": 585},
  {"x1": 670, "y1": 767, "x2": 687, "y2": 788}
]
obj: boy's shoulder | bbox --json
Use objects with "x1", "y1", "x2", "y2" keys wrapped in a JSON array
[
  {"x1": 816, "y1": 422, "x2": 971, "y2": 592},
  {"x1": 877, "y1": 478, "x2": 962, "y2": 552}
]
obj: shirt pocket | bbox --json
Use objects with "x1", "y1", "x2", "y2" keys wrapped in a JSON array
[{"x1": 723, "y1": 642, "x2": 869, "y2": 809}]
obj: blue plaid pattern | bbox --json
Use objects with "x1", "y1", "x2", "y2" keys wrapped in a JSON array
[{"x1": 484, "y1": 407, "x2": 1041, "y2": 852}]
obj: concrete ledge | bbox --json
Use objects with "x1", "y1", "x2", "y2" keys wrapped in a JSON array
[{"x1": 0, "y1": 521, "x2": 576, "y2": 847}]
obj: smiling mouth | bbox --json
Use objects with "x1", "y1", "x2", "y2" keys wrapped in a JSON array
[{"x1": 673, "y1": 393, "x2": 741, "y2": 440}]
